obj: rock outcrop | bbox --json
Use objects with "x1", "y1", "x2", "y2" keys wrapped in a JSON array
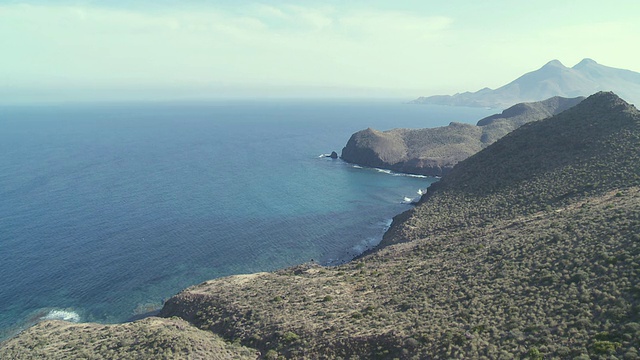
[{"x1": 341, "y1": 96, "x2": 584, "y2": 176}]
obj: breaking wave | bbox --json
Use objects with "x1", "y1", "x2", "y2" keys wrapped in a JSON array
[
  {"x1": 42, "y1": 309, "x2": 81, "y2": 323},
  {"x1": 351, "y1": 166, "x2": 431, "y2": 179}
]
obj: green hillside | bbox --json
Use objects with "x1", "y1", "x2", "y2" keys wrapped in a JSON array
[{"x1": 2, "y1": 92, "x2": 639, "y2": 359}]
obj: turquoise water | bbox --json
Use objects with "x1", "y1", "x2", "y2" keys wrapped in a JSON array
[{"x1": 0, "y1": 100, "x2": 494, "y2": 339}]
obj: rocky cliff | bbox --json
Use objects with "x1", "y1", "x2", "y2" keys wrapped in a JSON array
[{"x1": 341, "y1": 96, "x2": 584, "y2": 176}]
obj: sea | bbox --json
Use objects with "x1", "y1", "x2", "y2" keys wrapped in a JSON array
[{"x1": 0, "y1": 99, "x2": 494, "y2": 340}]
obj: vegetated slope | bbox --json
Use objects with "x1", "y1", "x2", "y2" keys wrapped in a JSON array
[
  {"x1": 412, "y1": 59, "x2": 640, "y2": 108},
  {"x1": 476, "y1": 95, "x2": 585, "y2": 143},
  {"x1": 341, "y1": 96, "x2": 583, "y2": 176},
  {"x1": 2, "y1": 92, "x2": 639, "y2": 359},
  {"x1": 157, "y1": 92, "x2": 640, "y2": 359},
  {"x1": 0, "y1": 317, "x2": 258, "y2": 359},
  {"x1": 162, "y1": 187, "x2": 640, "y2": 359},
  {"x1": 384, "y1": 91, "x2": 640, "y2": 246}
]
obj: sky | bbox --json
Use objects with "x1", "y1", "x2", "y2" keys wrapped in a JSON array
[{"x1": 1, "y1": 0, "x2": 639, "y2": 103}]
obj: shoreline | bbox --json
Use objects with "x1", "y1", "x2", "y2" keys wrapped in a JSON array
[{"x1": 0, "y1": 160, "x2": 434, "y2": 344}]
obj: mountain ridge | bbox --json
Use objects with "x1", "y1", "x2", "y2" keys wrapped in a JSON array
[
  {"x1": 412, "y1": 59, "x2": 640, "y2": 108},
  {"x1": 341, "y1": 95, "x2": 584, "y2": 176}
]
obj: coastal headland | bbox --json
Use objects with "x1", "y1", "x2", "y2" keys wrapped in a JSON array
[
  {"x1": 341, "y1": 96, "x2": 584, "y2": 176},
  {"x1": 2, "y1": 92, "x2": 640, "y2": 359}
]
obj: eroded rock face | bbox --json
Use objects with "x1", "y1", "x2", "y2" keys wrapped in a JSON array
[
  {"x1": 341, "y1": 128, "x2": 408, "y2": 166},
  {"x1": 341, "y1": 96, "x2": 585, "y2": 176},
  {"x1": 340, "y1": 124, "x2": 483, "y2": 176}
]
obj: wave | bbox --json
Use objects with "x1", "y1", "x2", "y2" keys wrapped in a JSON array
[
  {"x1": 403, "y1": 190, "x2": 427, "y2": 204},
  {"x1": 351, "y1": 218, "x2": 394, "y2": 254},
  {"x1": 318, "y1": 153, "x2": 331, "y2": 158},
  {"x1": 400, "y1": 173, "x2": 429, "y2": 179},
  {"x1": 351, "y1": 237, "x2": 377, "y2": 255},
  {"x1": 352, "y1": 166, "x2": 431, "y2": 179},
  {"x1": 42, "y1": 309, "x2": 81, "y2": 323}
]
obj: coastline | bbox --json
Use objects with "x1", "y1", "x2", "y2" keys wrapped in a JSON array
[{"x1": 0, "y1": 161, "x2": 433, "y2": 344}]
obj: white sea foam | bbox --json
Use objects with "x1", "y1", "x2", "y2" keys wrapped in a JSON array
[
  {"x1": 403, "y1": 190, "x2": 427, "y2": 204},
  {"x1": 352, "y1": 236, "x2": 379, "y2": 254},
  {"x1": 318, "y1": 153, "x2": 331, "y2": 158},
  {"x1": 393, "y1": 172, "x2": 429, "y2": 179},
  {"x1": 350, "y1": 165, "x2": 431, "y2": 179},
  {"x1": 403, "y1": 173, "x2": 429, "y2": 179},
  {"x1": 43, "y1": 309, "x2": 81, "y2": 322},
  {"x1": 351, "y1": 218, "x2": 393, "y2": 254}
]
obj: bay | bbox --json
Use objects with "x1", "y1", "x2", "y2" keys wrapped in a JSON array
[{"x1": 0, "y1": 99, "x2": 494, "y2": 338}]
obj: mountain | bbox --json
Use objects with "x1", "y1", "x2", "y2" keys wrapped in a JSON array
[
  {"x1": 412, "y1": 59, "x2": 640, "y2": 108},
  {"x1": 2, "y1": 92, "x2": 640, "y2": 359},
  {"x1": 341, "y1": 96, "x2": 584, "y2": 176}
]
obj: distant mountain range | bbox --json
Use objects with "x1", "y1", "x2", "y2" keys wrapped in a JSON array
[{"x1": 412, "y1": 59, "x2": 640, "y2": 108}]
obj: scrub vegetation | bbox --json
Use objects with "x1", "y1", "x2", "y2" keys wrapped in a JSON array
[{"x1": 2, "y1": 92, "x2": 639, "y2": 359}]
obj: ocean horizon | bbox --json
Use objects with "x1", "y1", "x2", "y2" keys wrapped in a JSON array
[{"x1": 0, "y1": 99, "x2": 495, "y2": 340}]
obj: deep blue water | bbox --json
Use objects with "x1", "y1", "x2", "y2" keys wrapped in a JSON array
[{"x1": 0, "y1": 100, "x2": 494, "y2": 339}]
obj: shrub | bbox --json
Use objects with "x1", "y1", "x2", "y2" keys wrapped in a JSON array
[
  {"x1": 281, "y1": 332, "x2": 299, "y2": 343},
  {"x1": 592, "y1": 340, "x2": 622, "y2": 354}
]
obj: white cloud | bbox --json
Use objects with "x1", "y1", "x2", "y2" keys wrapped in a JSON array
[{"x1": 0, "y1": 3, "x2": 454, "y2": 91}]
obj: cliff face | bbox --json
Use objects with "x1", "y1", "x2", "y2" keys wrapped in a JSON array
[
  {"x1": 341, "y1": 124, "x2": 482, "y2": 176},
  {"x1": 341, "y1": 96, "x2": 584, "y2": 176}
]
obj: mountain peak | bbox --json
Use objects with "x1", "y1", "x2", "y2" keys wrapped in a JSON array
[
  {"x1": 573, "y1": 58, "x2": 598, "y2": 69},
  {"x1": 543, "y1": 59, "x2": 566, "y2": 68},
  {"x1": 576, "y1": 91, "x2": 636, "y2": 113},
  {"x1": 583, "y1": 90, "x2": 629, "y2": 105},
  {"x1": 411, "y1": 59, "x2": 640, "y2": 108}
]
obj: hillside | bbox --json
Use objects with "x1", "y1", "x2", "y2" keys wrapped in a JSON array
[
  {"x1": 412, "y1": 59, "x2": 640, "y2": 108},
  {"x1": 341, "y1": 96, "x2": 583, "y2": 176},
  {"x1": 0, "y1": 317, "x2": 258, "y2": 359},
  {"x1": 2, "y1": 92, "x2": 640, "y2": 359}
]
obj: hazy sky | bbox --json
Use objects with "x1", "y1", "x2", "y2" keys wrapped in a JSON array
[{"x1": 1, "y1": 0, "x2": 639, "y2": 102}]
